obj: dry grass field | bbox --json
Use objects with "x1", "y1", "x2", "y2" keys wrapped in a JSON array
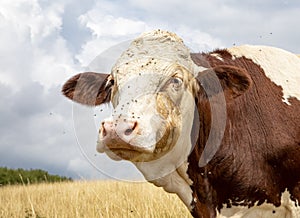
[{"x1": 0, "y1": 180, "x2": 192, "y2": 218}]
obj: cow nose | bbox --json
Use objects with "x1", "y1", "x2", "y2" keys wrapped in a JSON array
[{"x1": 100, "y1": 119, "x2": 138, "y2": 139}]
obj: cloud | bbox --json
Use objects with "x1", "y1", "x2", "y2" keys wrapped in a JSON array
[
  {"x1": 60, "y1": 0, "x2": 95, "y2": 53},
  {"x1": 79, "y1": 11, "x2": 146, "y2": 38},
  {"x1": 172, "y1": 26, "x2": 224, "y2": 52},
  {"x1": 0, "y1": 0, "x2": 80, "y2": 90},
  {"x1": 0, "y1": 81, "x2": 75, "y2": 174},
  {"x1": 76, "y1": 2, "x2": 150, "y2": 67}
]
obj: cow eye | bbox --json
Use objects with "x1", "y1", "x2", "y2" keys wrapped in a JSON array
[{"x1": 169, "y1": 77, "x2": 183, "y2": 87}]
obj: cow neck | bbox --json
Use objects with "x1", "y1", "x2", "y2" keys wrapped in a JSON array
[{"x1": 187, "y1": 49, "x2": 300, "y2": 217}]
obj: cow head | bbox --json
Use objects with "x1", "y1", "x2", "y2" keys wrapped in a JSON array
[{"x1": 62, "y1": 30, "x2": 252, "y2": 173}]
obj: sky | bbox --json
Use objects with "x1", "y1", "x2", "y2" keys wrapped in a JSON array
[{"x1": 0, "y1": 0, "x2": 299, "y2": 180}]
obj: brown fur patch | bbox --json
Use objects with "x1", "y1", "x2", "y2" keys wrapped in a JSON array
[{"x1": 189, "y1": 50, "x2": 300, "y2": 217}]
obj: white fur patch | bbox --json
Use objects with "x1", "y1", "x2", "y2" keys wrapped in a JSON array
[
  {"x1": 147, "y1": 162, "x2": 193, "y2": 209},
  {"x1": 228, "y1": 45, "x2": 300, "y2": 105},
  {"x1": 218, "y1": 190, "x2": 300, "y2": 218},
  {"x1": 112, "y1": 30, "x2": 200, "y2": 84},
  {"x1": 134, "y1": 89, "x2": 196, "y2": 208},
  {"x1": 134, "y1": 93, "x2": 195, "y2": 179}
]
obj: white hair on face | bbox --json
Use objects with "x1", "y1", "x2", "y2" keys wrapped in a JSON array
[{"x1": 111, "y1": 29, "x2": 201, "y2": 85}]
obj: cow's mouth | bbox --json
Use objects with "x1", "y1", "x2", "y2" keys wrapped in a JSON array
[
  {"x1": 103, "y1": 139, "x2": 155, "y2": 161},
  {"x1": 108, "y1": 148, "x2": 144, "y2": 161},
  {"x1": 109, "y1": 147, "x2": 152, "y2": 154},
  {"x1": 107, "y1": 141, "x2": 155, "y2": 153}
]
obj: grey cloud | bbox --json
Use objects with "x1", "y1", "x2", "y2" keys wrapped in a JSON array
[
  {"x1": 12, "y1": 82, "x2": 48, "y2": 117},
  {"x1": 0, "y1": 82, "x2": 76, "y2": 176},
  {"x1": 61, "y1": 0, "x2": 95, "y2": 54}
]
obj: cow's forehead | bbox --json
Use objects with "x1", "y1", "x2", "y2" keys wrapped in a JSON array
[
  {"x1": 111, "y1": 30, "x2": 199, "y2": 84},
  {"x1": 112, "y1": 58, "x2": 181, "y2": 86}
]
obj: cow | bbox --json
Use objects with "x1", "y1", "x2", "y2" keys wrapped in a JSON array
[{"x1": 62, "y1": 30, "x2": 300, "y2": 218}]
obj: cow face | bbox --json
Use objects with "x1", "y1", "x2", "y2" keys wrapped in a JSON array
[
  {"x1": 106, "y1": 61, "x2": 202, "y2": 162},
  {"x1": 62, "y1": 30, "x2": 252, "y2": 167},
  {"x1": 64, "y1": 64, "x2": 198, "y2": 163}
]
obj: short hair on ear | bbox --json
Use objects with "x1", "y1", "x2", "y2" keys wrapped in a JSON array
[
  {"x1": 196, "y1": 65, "x2": 252, "y2": 100},
  {"x1": 62, "y1": 72, "x2": 112, "y2": 106}
]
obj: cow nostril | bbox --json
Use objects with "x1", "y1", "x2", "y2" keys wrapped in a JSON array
[
  {"x1": 124, "y1": 122, "x2": 137, "y2": 136},
  {"x1": 101, "y1": 123, "x2": 107, "y2": 137},
  {"x1": 124, "y1": 128, "x2": 133, "y2": 136}
]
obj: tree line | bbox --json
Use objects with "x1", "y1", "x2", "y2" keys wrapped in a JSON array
[{"x1": 0, "y1": 167, "x2": 72, "y2": 186}]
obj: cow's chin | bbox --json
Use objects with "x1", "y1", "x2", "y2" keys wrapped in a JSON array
[{"x1": 101, "y1": 126, "x2": 180, "y2": 162}]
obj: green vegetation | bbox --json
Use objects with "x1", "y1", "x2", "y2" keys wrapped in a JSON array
[{"x1": 0, "y1": 167, "x2": 72, "y2": 186}]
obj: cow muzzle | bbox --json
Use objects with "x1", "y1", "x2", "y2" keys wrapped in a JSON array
[{"x1": 97, "y1": 116, "x2": 158, "y2": 160}]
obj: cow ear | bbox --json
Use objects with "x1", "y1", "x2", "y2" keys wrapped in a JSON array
[
  {"x1": 196, "y1": 65, "x2": 252, "y2": 100},
  {"x1": 62, "y1": 72, "x2": 113, "y2": 106}
]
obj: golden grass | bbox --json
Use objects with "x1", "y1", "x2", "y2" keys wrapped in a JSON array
[{"x1": 0, "y1": 180, "x2": 192, "y2": 218}]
